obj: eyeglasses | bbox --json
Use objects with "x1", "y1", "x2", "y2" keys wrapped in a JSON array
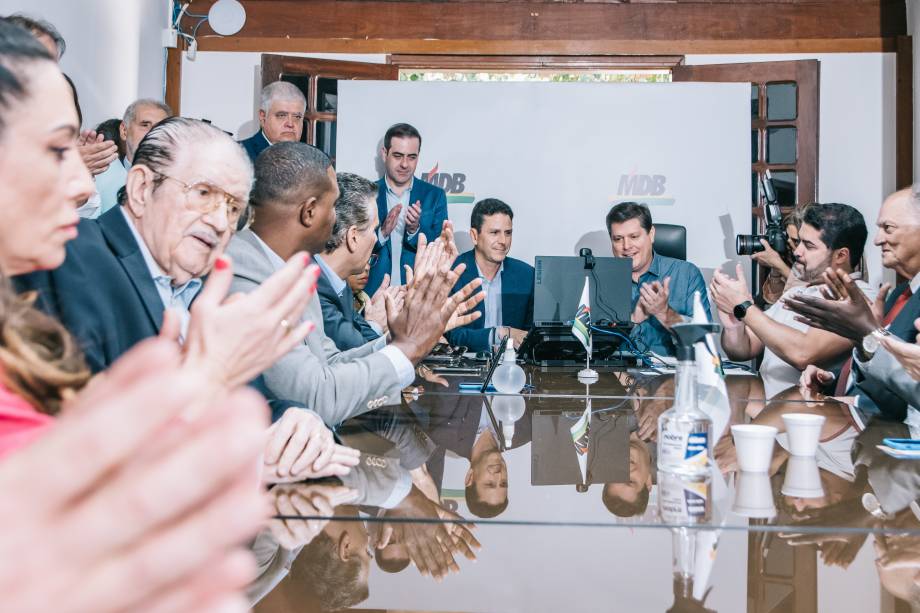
[
  {"x1": 368, "y1": 253, "x2": 379, "y2": 267},
  {"x1": 273, "y1": 112, "x2": 304, "y2": 123},
  {"x1": 155, "y1": 173, "x2": 253, "y2": 231}
]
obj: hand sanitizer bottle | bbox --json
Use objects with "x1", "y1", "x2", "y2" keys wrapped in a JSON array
[
  {"x1": 491, "y1": 338, "x2": 527, "y2": 394},
  {"x1": 657, "y1": 323, "x2": 720, "y2": 479}
]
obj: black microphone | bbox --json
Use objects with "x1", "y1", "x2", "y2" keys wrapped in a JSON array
[{"x1": 579, "y1": 247, "x2": 596, "y2": 270}]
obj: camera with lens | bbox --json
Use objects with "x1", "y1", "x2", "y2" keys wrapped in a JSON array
[{"x1": 735, "y1": 170, "x2": 787, "y2": 256}]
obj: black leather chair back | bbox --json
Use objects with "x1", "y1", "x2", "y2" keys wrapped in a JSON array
[{"x1": 652, "y1": 223, "x2": 687, "y2": 261}]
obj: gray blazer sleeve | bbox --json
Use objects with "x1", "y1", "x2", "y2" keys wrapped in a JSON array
[
  {"x1": 854, "y1": 347, "x2": 920, "y2": 412},
  {"x1": 227, "y1": 232, "x2": 405, "y2": 426}
]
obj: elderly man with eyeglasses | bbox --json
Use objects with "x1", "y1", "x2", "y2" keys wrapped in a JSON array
[
  {"x1": 16, "y1": 117, "x2": 360, "y2": 484},
  {"x1": 239, "y1": 81, "x2": 307, "y2": 163}
]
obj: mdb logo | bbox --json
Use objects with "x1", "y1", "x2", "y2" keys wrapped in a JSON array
[
  {"x1": 422, "y1": 163, "x2": 475, "y2": 205},
  {"x1": 611, "y1": 171, "x2": 675, "y2": 206}
]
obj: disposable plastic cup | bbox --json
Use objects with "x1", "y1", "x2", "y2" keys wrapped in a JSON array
[
  {"x1": 731, "y1": 424, "x2": 778, "y2": 473},
  {"x1": 782, "y1": 413, "x2": 826, "y2": 457},
  {"x1": 781, "y1": 455, "x2": 824, "y2": 498},
  {"x1": 733, "y1": 471, "x2": 776, "y2": 519}
]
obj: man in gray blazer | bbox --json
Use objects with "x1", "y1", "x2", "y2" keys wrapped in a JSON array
[{"x1": 227, "y1": 142, "x2": 482, "y2": 426}]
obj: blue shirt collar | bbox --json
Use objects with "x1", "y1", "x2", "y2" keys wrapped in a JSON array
[
  {"x1": 384, "y1": 175, "x2": 414, "y2": 197},
  {"x1": 638, "y1": 252, "x2": 662, "y2": 281},
  {"x1": 314, "y1": 254, "x2": 347, "y2": 297}
]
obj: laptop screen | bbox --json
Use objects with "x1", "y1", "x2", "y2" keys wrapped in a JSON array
[{"x1": 533, "y1": 255, "x2": 632, "y2": 326}]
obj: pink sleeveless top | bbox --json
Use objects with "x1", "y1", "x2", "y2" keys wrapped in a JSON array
[{"x1": 0, "y1": 380, "x2": 53, "y2": 460}]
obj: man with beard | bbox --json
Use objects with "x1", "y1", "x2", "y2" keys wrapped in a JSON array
[{"x1": 709, "y1": 203, "x2": 872, "y2": 398}]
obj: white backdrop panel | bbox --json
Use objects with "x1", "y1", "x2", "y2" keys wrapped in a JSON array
[{"x1": 338, "y1": 81, "x2": 751, "y2": 280}]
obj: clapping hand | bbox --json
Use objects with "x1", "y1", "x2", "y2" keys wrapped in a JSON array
[
  {"x1": 880, "y1": 318, "x2": 920, "y2": 381},
  {"x1": 638, "y1": 277, "x2": 671, "y2": 322},
  {"x1": 0, "y1": 339, "x2": 270, "y2": 613},
  {"x1": 405, "y1": 200, "x2": 422, "y2": 235},
  {"x1": 709, "y1": 264, "x2": 753, "y2": 319},
  {"x1": 181, "y1": 252, "x2": 319, "y2": 389},
  {"x1": 266, "y1": 483, "x2": 358, "y2": 549},
  {"x1": 262, "y1": 408, "x2": 360, "y2": 484},
  {"x1": 381, "y1": 205, "x2": 402, "y2": 238},
  {"x1": 784, "y1": 268, "x2": 888, "y2": 341},
  {"x1": 77, "y1": 130, "x2": 118, "y2": 176}
]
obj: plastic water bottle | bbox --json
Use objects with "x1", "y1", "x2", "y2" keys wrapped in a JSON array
[{"x1": 491, "y1": 338, "x2": 527, "y2": 394}]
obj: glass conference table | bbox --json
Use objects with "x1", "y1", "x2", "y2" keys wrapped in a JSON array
[{"x1": 250, "y1": 363, "x2": 920, "y2": 613}]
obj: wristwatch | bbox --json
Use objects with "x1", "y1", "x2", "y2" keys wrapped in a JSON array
[
  {"x1": 733, "y1": 300, "x2": 754, "y2": 320},
  {"x1": 861, "y1": 328, "x2": 892, "y2": 358}
]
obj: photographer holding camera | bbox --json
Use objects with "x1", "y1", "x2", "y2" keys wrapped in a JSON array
[
  {"x1": 749, "y1": 210, "x2": 805, "y2": 305},
  {"x1": 710, "y1": 203, "x2": 874, "y2": 398}
]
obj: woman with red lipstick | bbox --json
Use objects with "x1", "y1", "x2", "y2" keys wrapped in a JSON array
[{"x1": 0, "y1": 21, "x2": 277, "y2": 613}]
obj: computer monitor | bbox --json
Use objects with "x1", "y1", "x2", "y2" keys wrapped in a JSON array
[{"x1": 533, "y1": 255, "x2": 632, "y2": 326}]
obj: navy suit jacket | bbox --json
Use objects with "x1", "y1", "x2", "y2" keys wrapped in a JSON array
[
  {"x1": 367, "y1": 176, "x2": 448, "y2": 294},
  {"x1": 13, "y1": 207, "x2": 295, "y2": 420},
  {"x1": 316, "y1": 268, "x2": 381, "y2": 351},
  {"x1": 444, "y1": 250, "x2": 534, "y2": 352},
  {"x1": 239, "y1": 130, "x2": 271, "y2": 163}
]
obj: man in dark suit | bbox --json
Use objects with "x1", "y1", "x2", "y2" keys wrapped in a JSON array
[
  {"x1": 367, "y1": 123, "x2": 449, "y2": 294},
  {"x1": 789, "y1": 187, "x2": 920, "y2": 424},
  {"x1": 445, "y1": 198, "x2": 534, "y2": 352},
  {"x1": 315, "y1": 172, "x2": 386, "y2": 351},
  {"x1": 238, "y1": 81, "x2": 306, "y2": 162},
  {"x1": 14, "y1": 117, "x2": 323, "y2": 428}
]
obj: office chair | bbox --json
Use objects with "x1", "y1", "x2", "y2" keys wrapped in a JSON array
[{"x1": 652, "y1": 223, "x2": 686, "y2": 261}]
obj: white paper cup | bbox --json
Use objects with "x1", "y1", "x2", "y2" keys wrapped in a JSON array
[
  {"x1": 782, "y1": 413, "x2": 826, "y2": 457},
  {"x1": 781, "y1": 455, "x2": 824, "y2": 498},
  {"x1": 731, "y1": 424, "x2": 778, "y2": 473},
  {"x1": 733, "y1": 471, "x2": 776, "y2": 519}
]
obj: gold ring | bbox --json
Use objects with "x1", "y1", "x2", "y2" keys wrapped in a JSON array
[{"x1": 280, "y1": 319, "x2": 291, "y2": 332}]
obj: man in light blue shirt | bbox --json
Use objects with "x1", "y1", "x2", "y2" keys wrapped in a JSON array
[{"x1": 92, "y1": 99, "x2": 172, "y2": 216}]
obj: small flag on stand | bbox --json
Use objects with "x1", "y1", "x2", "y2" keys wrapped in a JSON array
[{"x1": 572, "y1": 277, "x2": 591, "y2": 353}]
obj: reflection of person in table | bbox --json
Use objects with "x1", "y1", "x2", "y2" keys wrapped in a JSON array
[
  {"x1": 603, "y1": 432, "x2": 654, "y2": 518},
  {"x1": 255, "y1": 502, "x2": 372, "y2": 613},
  {"x1": 875, "y1": 518, "x2": 920, "y2": 606},
  {"x1": 716, "y1": 386, "x2": 856, "y2": 478}
]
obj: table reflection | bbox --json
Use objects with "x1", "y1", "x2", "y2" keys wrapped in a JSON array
[{"x1": 251, "y1": 368, "x2": 920, "y2": 611}]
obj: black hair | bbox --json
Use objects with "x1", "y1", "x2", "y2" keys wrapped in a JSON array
[
  {"x1": 465, "y1": 483, "x2": 508, "y2": 519},
  {"x1": 63, "y1": 73, "x2": 81, "y2": 128},
  {"x1": 383, "y1": 122, "x2": 422, "y2": 150},
  {"x1": 95, "y1": 118, "x2": 125, "y2": 160},
  {"x1": 0, "y1": 20, "x2": 54, "y2": 139},
  {"x1": 606, "y1": 201, "x2": 653, "y2": 236},
  {"x1": 251, "y1": 141, "x2": 333, "y2": 208},
  {"x1": 470, "y1": 198, "x2": 514, "y2": 232},
  {"x1": 3, "y1": 14, "x2": 65, "y2": 58},
  {"x1": 801, "y1": 203, "x2": 868, "y2": 268},
  {"x1": 602, "y1": 484, "x2": 650, "y2": 518}
]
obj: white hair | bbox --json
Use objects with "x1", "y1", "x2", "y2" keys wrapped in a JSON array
[
  {"x1": 123, "y1": 98, "x2": 172, "y2": 125},
  {"x1": 259, "y1": 81, "x2": 306, "y2": 114}
]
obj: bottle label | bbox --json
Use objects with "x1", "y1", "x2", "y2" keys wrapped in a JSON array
[{"x1": 660, "y1": 431, "x2": 710, "y2": 469}]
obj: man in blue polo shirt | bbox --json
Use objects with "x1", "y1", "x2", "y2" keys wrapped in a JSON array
[{"x1": 606, "y1": 202, "x2": 709, "y2": 356}]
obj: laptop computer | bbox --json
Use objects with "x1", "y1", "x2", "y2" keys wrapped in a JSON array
[{"x1": 533, "y1": 255, "x2": 633, "y2": 326}]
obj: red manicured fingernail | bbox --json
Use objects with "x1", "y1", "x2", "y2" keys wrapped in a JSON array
[
  {"x1": 306, "y1": 322, "x2": 316, "y2": 334},
  {"x1": 302, "y1": 253, "x2": 311, "y2": 267},
  {"x1": 214, "y1": 257, "x2": 229, "y2": 271}
]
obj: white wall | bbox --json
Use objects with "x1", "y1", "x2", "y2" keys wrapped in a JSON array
[
  {"x1": 179, "y1": 51, "x2": 386, "y2": 138},
  {"x1": 686, "y1": 53, "x2": 897, "y2": 286},
  {"x1": 2, "y1": 0, "x2": 169, "y2": 129},
  {"x1": 183, "y1": 50, "x2": 897, "y2": 286},
  {"x1": 909, "y1": 0, "x2": 920, "y2": 183}
]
